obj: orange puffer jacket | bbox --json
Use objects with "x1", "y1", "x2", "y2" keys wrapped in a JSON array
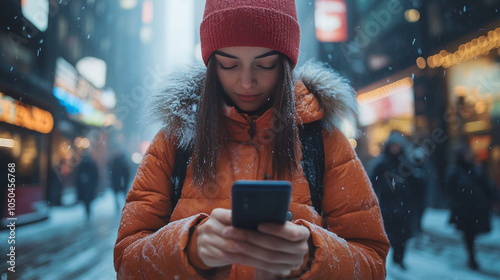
[{"x1": 114, "y1": 61, "x2": 390, "y2": 279}]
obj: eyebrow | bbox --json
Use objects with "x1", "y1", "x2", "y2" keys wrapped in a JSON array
[{"x1": 213, "y1": 50, "x2": 279, "y2": 59}]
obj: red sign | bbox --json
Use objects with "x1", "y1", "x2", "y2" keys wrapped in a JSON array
[
  {"x1": 315, "y1": 0, "x2": 348, "y2": 42},
  {"x1": 142, "y1": 0, "x2": 153, "y2": 24}
]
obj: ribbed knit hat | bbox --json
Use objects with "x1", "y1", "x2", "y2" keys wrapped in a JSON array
[{"x1": 200, "y1": 0, "x2": 300, "y2": 68}]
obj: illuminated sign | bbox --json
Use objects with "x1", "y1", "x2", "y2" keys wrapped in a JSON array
[
  {"x1": 0, "y1": 92, "x2": 54, "y2": 134},
  {"x1": 357, "y1": 77, "x2": 414, "y2": 103},
  {"x1": 21, "y1": 0, "x2": 49, "y2": 32},
  {"x1": 357, "y1": 77, "x2": 415, "y2": 126},
  {"x1": 76, "y1": 57, "x2": 107, "y2": 89},
  {"x1": 53, "y1": 57, "x2": 115, "y2": 127},
  {"x1": 417, "y1": 27, "x2": 500, "y2": 69},
  {"x1": 53, "y1": 87, "x2": 107, "y2": 127},
  {"x1": 142, "y1": 0, "x2": 153, "y2": 24},
  {"x1": 120, "y1": 0, "x2": 138, "y2": 10},
  {"x1": 315, "y1": 0, "x2": 348, "y2": 42}
]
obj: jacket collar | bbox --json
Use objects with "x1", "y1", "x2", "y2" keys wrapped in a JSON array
[{"x1": 144, "y1": 60, "x2": 358, "y2": 148}]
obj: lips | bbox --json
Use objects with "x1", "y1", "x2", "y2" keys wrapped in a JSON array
[{"x1": 236, "y1": 93, "x2": 260, "y2": 102}]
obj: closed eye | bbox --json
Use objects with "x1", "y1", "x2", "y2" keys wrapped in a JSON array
[
  {"x1": 258, "y1": 64, "x2": 276, "y2": 70},
  {"x1": 219, "y1": 64, "x2": 237, "y2": 70}
]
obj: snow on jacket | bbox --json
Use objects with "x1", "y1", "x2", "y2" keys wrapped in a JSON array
[{"x1": 114, "y1": 61, "x2": 390, "y2": 279}]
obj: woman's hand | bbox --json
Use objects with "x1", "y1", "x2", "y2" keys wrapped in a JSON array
[
  {"x1": 197, "y1": 208, "x2": 311, "y2": 276},
  {"x1": 196, "y1": 208, "x2": 235, "y2": 268},
  {"x1": 223, "y1": 221, "x2": 310, "y2": 276}
]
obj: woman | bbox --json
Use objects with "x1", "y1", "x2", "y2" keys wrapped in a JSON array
[{"x1": 114, "y1": 1, "x2": 390, "y2": 279}]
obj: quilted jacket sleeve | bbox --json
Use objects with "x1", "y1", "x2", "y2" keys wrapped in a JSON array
[
  {"x1": 113, "y1": 131, "x2": 210, "y2": 280},
  {"x1": 296, "y1": 128, "x2": 390, "y2": 279}
]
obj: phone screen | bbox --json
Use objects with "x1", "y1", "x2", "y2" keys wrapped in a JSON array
[{"x1": 231, "y1": 180, "x2": 291, "y2": 230}]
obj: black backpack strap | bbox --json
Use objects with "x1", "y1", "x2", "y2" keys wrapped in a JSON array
[
  {"x1": 171, "y1": 145, "x2": 192, "y2": 210},
  {"x1": 299, "y1": 120, "x2": 325, "y2": 215}
]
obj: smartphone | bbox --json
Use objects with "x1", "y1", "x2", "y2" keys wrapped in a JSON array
[{"x1": 231, "y1": 180, "x2": 292, "y2": 230}]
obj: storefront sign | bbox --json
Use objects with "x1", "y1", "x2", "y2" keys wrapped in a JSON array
[
  {"x1": 315, "y1": 0, "x2": 348, "y2": 42},
  {"x1": 53, "y1": 87, "x2": 107, "y2": 127},
  {"x1": 357, "y1": 77, "x2": 415, "y2": 126},
  {"x1": 0, "y1": 92, "x2": 53, "y2": 134},
  {"x1": 53, "y1": 57, "x2": 115, "y2": 127}
]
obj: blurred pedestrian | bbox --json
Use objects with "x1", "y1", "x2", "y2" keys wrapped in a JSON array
[
  {"x1": 445, "y1": 141, "x2": 496, "y2": 270},
  {"x1": 109, "y1": 151, "x2": 130, "y2": 213},
  {"x1": 369, "y1": 131, "x2": 416, "y2": 270},
  {"x1": 75, "y1": 151, "x2": 99, "y2": 220},
  {"x1": 406, "y1": 144, "x2": 433, "y2": 234},
  {"x1": 114, "y1": 0, "x2": 390, "y2": 278},
  {"x1": 47, "y1": 159, "x2": 65, "y2": 206}
]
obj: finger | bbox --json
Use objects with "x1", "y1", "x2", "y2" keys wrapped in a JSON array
[
  {"x1": 198, "y1": 218, "x2": 227, "y2": 238},
  {"x1": 233, "y1": 241, "x2": 305, "y2": 265},
  {"x1": 199, "y1": 232, "x2": 236, "y2": 253},
  {"x1": 257, "y1": 222, "x2": 310, "y2": 242},
  {"x1": 223, "y1": 227, "x2": 308, "y2": 255},
  {"x1": 198, "y1": 233, "x2": 242, "y2": 267},
  {"x1": 211, "y1": 208, "x2": 232, "y2": 225},
  {"x1": 197, "y1": 242, "x2": 232, "y2": 267},
  {"x1": 199, "y1": 209, "x2": 233, "y2": 237}
]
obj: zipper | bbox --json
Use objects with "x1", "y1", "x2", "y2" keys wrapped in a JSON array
[{"x1": 248, "y1": 119, "x2": 256, "y2": 140}]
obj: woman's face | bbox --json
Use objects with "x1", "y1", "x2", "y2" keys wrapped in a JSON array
[{"x1": 214, "y1": 46, "x2": 280, "y2": 113}]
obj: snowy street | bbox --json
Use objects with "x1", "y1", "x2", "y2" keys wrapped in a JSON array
[
  {"x1": 386, "y1": 208, "x2": 500, "y2": 280},
  {"x1": 0, "y1": 189, "x2": 119, "y2": 280},
  {"x1": 1, "y1": 189, "x2": 499, "y2": 280}
]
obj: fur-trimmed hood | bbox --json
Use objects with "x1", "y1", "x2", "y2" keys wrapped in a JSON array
[{"x1": 143, "y1": 60, "x2": 358, "y2": 148}]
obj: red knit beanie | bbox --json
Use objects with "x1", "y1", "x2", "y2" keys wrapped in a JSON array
[{"x1": 200, "y1": 0, "x2": 300, "y2": 68}]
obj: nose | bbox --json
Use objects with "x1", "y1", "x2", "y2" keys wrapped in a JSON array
[{"x1": 239, "y1": 68, "x2": 255, "y2": 89}]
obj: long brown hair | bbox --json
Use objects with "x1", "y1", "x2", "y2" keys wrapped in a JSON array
[{"x1": 192, "y1": 52, "x2": 299, "y2": 185}]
